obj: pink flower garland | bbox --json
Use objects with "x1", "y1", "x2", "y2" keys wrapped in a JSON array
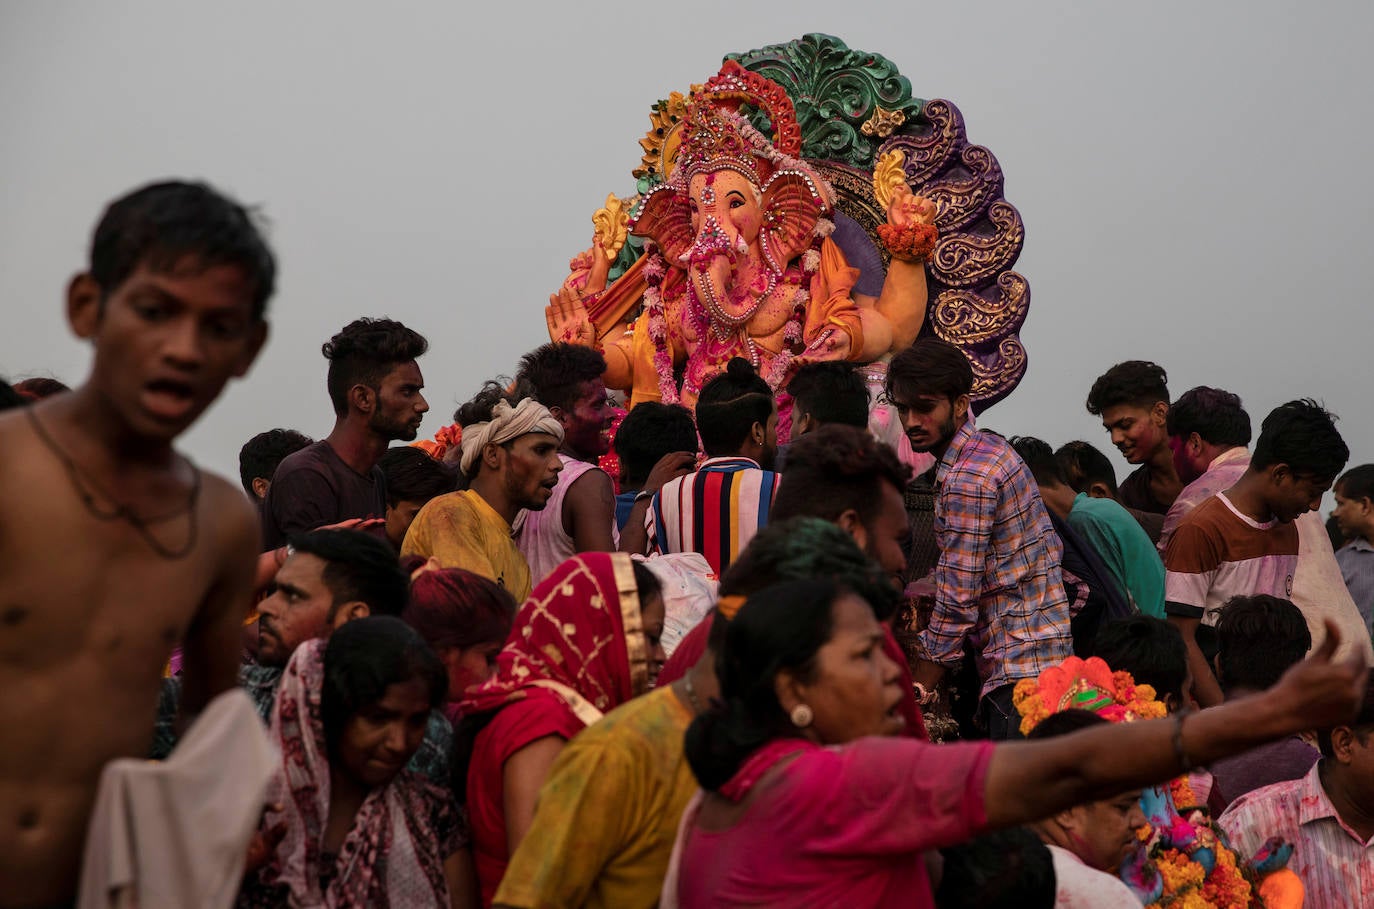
[{"x1": 642, "y1": 249, "x2": 679, "y2": 404}]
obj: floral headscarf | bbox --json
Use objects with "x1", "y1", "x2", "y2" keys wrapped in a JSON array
[{"x1": 457, "y1": 552, "x2": 649, "y2": 724}]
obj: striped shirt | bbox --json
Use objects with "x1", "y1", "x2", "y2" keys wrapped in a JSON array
[
  {"x1": 646, "y1": 457, "x2": 781, "y2": 577},
  {"x1": 1219, "y1": 761, "x2": 1374, "y2": 908},
  {"x1": 918, "y1": 419, "x2": 1073, "y2": 697},
  {"x1": 1163, "y1": 492, "x2": 1297, "y2": 623}
]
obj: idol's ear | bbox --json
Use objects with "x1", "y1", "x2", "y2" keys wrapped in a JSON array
[
  {"x1": 628, "y1": 184, "x2": 693, "y2": 265},
  {"x1": 759, "y1": 171, "x2": 825, "y2": 274}
]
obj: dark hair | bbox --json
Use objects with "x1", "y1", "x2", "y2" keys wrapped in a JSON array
[
  {"x1": 287, "y1": 529, "x2": 410, "y2": 618},
  {"x1": 0, "y1": 381, "x2": 26, "y2": 412},
  {"x1": 1092, "y1": 617, "x2": 1189, "y2": 707},
  {"x1": 1214, "y1": 595, "x2": 1310, "y2": 695},
  {"x1": 1166, "y1": 386, "x2": 1251, "y2": 448},
  {"x1": 403, "y1": 567, "x2": 516, "y2": 653},
  {"x1": 1085, "y1": 360, "x2": 1169, "y2": 415},
  {"x1": 695, "y1": 358, "x2": 774, "y2": 457},
  {"x1": 515, "y1": 343, "x2": 607, "y2": 412},
  {"x1": 89, "y1": 181, "x2": 277, "y2": 319},
  {"x1": 320, "y1": 616, "x2": 447, "y2": 757},
  {"x1": 13, "y1": 377, "x2": 70, "y2": 401},
  {"x1": 322, "y1": 318, "x2": 428, "y2": 418},
  {"x1": 379, "y1": 446, "x2": 457, "y2": 507},
  {"x1": 1056, "y1": 440, "x2": 1118, "y2": 496},
  {"x1": 935, "y1": 827, "x2": 1055, "y2": 909},
  {"x1": 1317, "y1": 676, "x2": 1374, "y2": 759},
  {"x1": 786, "y1": 361, "x2": 869, "y2": 429},
  {"x1": 685, "y1": 579, "x2": 849, "y2": 790},
  {"x1": 1336, "y1": 464, "x2": 1374, "y2": 503},
  {"x1": 772, "y1": 425, "x2": 911, "y2": 527},
  {"x1": 1251, "y1": 399, "x2": 1348, "y2": 480},
  {"x1": 1010, "y1": 436, "x2": 1067, "y2": 487},
  {"x1": 1026, "y1": 707, "x2": 1109, "y2": 740},
  {"x1": 884, "y1": 337, "x2": 973, "y2": 401},
  {"x1": 454, "y1": 381, "x2": 517, "y2": 429},
  {"x1": 238, "y1": 428, "x2": 313, "y2": 494},
  {"x1": 718, "y1": 517, "x2": 901, "y2": 621},
  {"x1": 613, "y1": 402, "x2": 698, "y2": 487}
]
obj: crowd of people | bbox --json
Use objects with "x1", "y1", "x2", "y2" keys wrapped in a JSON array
[{"x1": 2, "y1": 179, "x2": 1372, "y2": 908}]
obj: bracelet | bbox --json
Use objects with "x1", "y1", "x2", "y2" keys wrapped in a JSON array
[
  {"x1": 1172, "y1": 710, "x2": 1196, "y2": 772},
  {"x1": 876, "y1": 221, "x2": 938, "y2": 263},
  {"x1": 634, "y1": 490, "x2": 655, "y2": 504}
]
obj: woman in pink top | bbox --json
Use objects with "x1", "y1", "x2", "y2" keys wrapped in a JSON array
[{"x1": 666, "y1": 579, "x2": 1369, "y2": 908}]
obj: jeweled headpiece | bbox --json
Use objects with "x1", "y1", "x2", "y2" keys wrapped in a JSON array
[{"x1": 676, "y1": 103, "x2": 769, "y2": 185}]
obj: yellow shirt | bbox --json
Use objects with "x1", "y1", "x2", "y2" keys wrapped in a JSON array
[
  {"x1": 493, "y1": 685, "x2": 697, "y2": 909},
  {"x1": 401, "y1": 489, "x2": 532, "y2": 602}
]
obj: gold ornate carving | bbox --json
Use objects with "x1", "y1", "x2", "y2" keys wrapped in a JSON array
[
  {"x1": 930, "y1": 272, "x2": 1028, "y2": 345},
  {"x1": 861, "y1": 106, "x2": 906, "y2": 139},
  {"x1": 592, "y1": 194, "x2": 630, "y2": 259},
  {"x1": 929, "y1": 202, "x2": 1025, "y2": 289},
  {"x1": 634, "y1": 91, "x2": 693, "y2": 182},
  {"x1": 970, "y1": 336, "x2": 1028, "y2": 402},
  {"x1": 924, "y1": 146, "x2": 1001, "y2": 232},
  {"x1": 871, "y1": 149, "x2": 907, "y2": 214}
]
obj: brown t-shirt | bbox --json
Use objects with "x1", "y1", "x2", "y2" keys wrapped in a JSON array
[
  {"x1": 1118, "y1": 464, "x2": 1169, "y2": 514},
  {"x1": 261, "y1": 440, "x2": 386, "y2": 549}
]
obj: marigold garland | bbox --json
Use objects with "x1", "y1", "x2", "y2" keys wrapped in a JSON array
[{"x1": 876, "y1": 221, "x2": 937, "y2": 263}]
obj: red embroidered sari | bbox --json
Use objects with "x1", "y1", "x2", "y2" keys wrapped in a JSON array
[{"x1": 457, "y1": 552, "x2": 650, "y2": 905}]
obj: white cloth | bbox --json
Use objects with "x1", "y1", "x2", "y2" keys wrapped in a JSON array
[
  {"x1": 634, "y1": 552, "x2": 719, "y2": 656},
  {"x1": 77, "y1": 689, "x2": 276, "y2": 909},
  {"x1": 1045, "y1": 844, "x2": 1141, "y2": 909}
]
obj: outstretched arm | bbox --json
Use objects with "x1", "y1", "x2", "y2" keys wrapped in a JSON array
[
  {"x1": 873, "y1": 183, "x2": 934, "y2": 352},
  {"x1": 982, "y1": 621, "x2": 1367, "y2": 828}
]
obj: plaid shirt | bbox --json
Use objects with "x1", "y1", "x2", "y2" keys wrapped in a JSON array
[{"x1": 918, "y1": 419, "x2": 1072, "y2": 696}]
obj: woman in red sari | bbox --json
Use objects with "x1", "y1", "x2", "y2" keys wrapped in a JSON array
[
  {"x1": 454, "y1": 552, "x2": 665, "y2": 905},
  {"x1": 665, "y1": 579, "x2": 1367, "y2": 908}
]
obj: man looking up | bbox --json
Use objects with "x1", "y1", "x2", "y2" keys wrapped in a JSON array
[
  {"x1": 642, "y1": 358, "x2": 781, "y2": 576},
  {"x1": 1332, "y1": 464, "x2": 1374, "y2": 635},
  {"x1": 785, "y1": 359, "x2": 870, "y2": 441},
  {"x1": 1165, "y1": 399, "x2": 1350, "y2": 707},
  {"x1": 262, "y1": 317, "x2": 429, "y2": 549},
  {"x1": 1014, "y1": 436, "x2": 1165, "y2": 618},
  {"x1": 238, "y1": 427, "x2": 312, "y2": 501},
  {"x1": 1158, "y1": 386, "x2": 1252, "y2": 550},
  {"x1": 0, "y1": 180, "x2": 272, "y2": 907},
  {"x1": 1220, "y1": 677, "x2": 1374, "y2": 909},
  {"x1": 885, "y1": 337, "x2": 1071, "y2": 739},
  {"x1": 1085, "y1": 360, "x2": 1182, "y2": 514},
  {"x1": 514, "y1": 343, "x2": 619, "y2": 583},
  {"x1": 402, "y1": 384, "x2": 564, "y2": 601}
]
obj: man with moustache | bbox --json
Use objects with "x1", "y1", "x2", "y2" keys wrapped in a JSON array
[
  {"x1": 262, "y1": 317, "x2": 430, "y2": 549},
  {"x1": 884, "y1": 338, "x2": 1072, "y2": 740},
  {"x1": 402, "y1": 385, "x2": 565, "y2": 601}
]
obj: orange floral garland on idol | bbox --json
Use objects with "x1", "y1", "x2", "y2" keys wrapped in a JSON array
[{"x1": 1013, "y1": 657, "x2": 1300, "y2": 909}]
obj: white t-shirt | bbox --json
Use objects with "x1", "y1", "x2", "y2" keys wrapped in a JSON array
[{"x1": 1046, "y1": 844, "x2": 1140, "y2": 909}]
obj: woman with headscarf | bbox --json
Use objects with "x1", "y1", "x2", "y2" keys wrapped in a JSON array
[
  {"x1": 403, "y1": 565, "x2": 518, "y2": 724},
  {"x1": 663, "y1": 579, "x2": 1366, "y2": 908},
  {"x1": 454, "y1": 552, "x2": 665, "y2": 905},
  {"x1": 240, "y1": 616, "x2": 476, "y2": 908}
]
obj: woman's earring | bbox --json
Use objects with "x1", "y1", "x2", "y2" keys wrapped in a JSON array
[{"x1": 790, "y1": 704, "x2": 813, "y2": 728}]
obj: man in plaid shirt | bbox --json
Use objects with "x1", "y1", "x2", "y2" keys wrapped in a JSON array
[{"x1": 887, "y1": 338, "x2": 1073, "y2": 739}]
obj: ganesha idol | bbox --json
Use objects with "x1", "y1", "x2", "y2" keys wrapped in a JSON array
[{"x1": 545, "y1": 35, "x2": 1031, "y2": 422}]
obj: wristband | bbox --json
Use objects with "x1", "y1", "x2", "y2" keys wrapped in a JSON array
[
  {"x1": 1172, "y1": 710, "x2": 1196, "y2": 772},
  {"x1": 634, "y1": 490, "x2": 655, "y2": 504}
]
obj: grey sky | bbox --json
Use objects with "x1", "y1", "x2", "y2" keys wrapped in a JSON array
[{"x1": 2, "y1": 1, "x2": 1370, "y2": 498}]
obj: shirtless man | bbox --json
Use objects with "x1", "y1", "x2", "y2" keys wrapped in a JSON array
[{"x1": 0, "y1": 181, "x2": 272, "y2": 907}]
